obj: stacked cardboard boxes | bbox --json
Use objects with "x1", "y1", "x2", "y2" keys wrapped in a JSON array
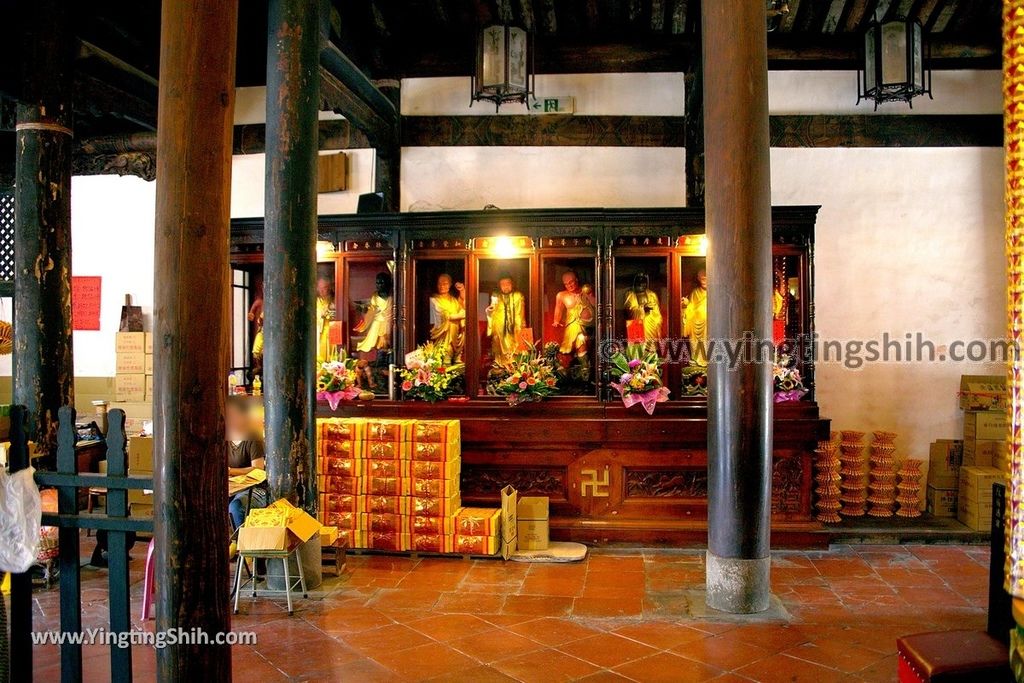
[
  {"x1": 926, "y1": 439, "x2": 961, "y2": 517},
  {"x1": 114, "y1": 331, "x2": 154, "y2": 435},
  {"x1": 957, "y1": 465, "x2": 1003, "y2": 531},
  {"x1": 317, "y1": 418, "x2": 481, "y2": 554},
  {"x1": 959, "y1": 375, "x2": 1008, "y2": 471},
  {"x1": 127, "y1": 435, "x2": 154, "y2": 517}
]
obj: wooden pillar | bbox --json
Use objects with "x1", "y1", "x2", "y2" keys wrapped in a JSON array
[
  {"x1": 12, "y1": 0, "x2": 75, "y2": 455},
  {"x1": 702, "y1": 0, "x2": 774, "y2": 613},
  {"x1": 152, "y1": 1, "x2": 237, "y2": 680},
  {"x1": 373, "y1": 78, "x2": 401, "y2": 212},
  {"x1": 684, "y1": 2, "x2": 704, "y2": 207},
  {"x1": 264, "y1": 0, "x2": 319, "y2": 510}
]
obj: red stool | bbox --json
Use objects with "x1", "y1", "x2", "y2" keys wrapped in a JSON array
[
  {"x1": 141, "y1": 539, "x2": 156, "y2": 620},
  {"x1": 897, "y1": 630, "x2": 1012, "y2": 682}
]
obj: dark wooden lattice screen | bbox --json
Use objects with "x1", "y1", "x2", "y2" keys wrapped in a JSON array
[{"x1": 0, "y1": 190, "x2": 13, "y2": 283}]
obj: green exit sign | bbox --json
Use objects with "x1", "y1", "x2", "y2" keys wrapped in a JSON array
[{"x1": 529, "y1": 96, "x2": 575, "y2": 115}]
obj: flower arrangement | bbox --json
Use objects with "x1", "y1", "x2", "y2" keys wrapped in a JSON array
[
  {"x1": 609, "y1": 344, "x2": 670, "y2": 415},
  {"x1": 489, "y1": 346, "x2": 560, "y2": 406},
  {"x1": 773, "y1": 354, "x2": 807, "y2": 403},
  {"x1": 399, "y1": 342, "x2": 465, "y2": 402},
  {"x1": 316, "y1": 357, "x2": 360, "y2": 409},
  {"x1": 681, "y1": 365, "x2": 708, "y2": 396}
]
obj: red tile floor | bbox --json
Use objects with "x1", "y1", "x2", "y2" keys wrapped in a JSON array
[{"x1": 25, "y1": 541, "x2": 991, "y2": 682}]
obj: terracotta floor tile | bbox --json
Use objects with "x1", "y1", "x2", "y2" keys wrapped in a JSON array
[
  {"x1": 853, "y1": 653, "x2": 899, "y2": 682},
  {"x1": 503, "y1": 594, "x2": 575, "y2": 617},
  {"x1": 557, "y1": 633, "x2": 660, "y2": 668},
  {"x1": 673, "y1": 634, "x2": 775, "y2": 671},
  {"x1": 491, "y1": 647, "x2": 600, "y2": 682},
  {"x1": 614, "y1": 651, "x2": 723, "y2": 683},
  {"x1": 449, "y1": 627, "x2": 545, "y2": 663},
  {"x1": 435, "y1": 591, "x2": 507, "y2": 614},
  {"x1": 366, "y1": 588, "x2": 443, "y2": 611},
  {"x1": 519, "y1": 576, "x2": 587, "y2": 597},
  {"x1": 408, "y1": 613, "x2": 496, "y2": 642},
  {"x1": 296, "y1": 657, "x2": 398, "y2": 683},
  {"x1": 725, "y1": 624, "x2": 809, "y2": 653},
  {"x1": 576, "y1": 670, "x2": 636, "y2": 681},
  {"x1": 342, "y1": 622, "x2": 435, "y2": 654},
  {"x1": 734, "y1": 653, "x2": 846, "y2": 683},
  {"x1": 573, "y1": 595, "x2": 644, "y2": 618},
  {"x1": 306, "y1": 605, "x2": 394, "y2": 634},
  {"x1": 507, "y1": 616, "x2": 605, "y2": 645},
  {"x1": 423, "y1": 664, "x2": 521, "y2": 682},
  {"x1": 258, "y1": 636, "x2": 362, "y2": 678},
  {"x1": 398, "y1": 571, "x2": 466, "y2": 591},
  {"x1": 369, "y1": 640, "x2": 481, "y2": 681},
  {"x1": 587, "y1": 554, "x2": 646, "y2": 573},
  {"x1": 612, "y1": 621, "x2": 709, "y2": 649},
  {"x1": 784, "y1": 639, "x2": 889, "y2": 675}
]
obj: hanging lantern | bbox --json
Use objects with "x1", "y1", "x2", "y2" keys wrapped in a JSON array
[
  {"x1": 471, "y1": 24, "x2": 534, "y2": 112},
  {"x1": 858, "y1": 16, "x2": 931, "y2": 109}
]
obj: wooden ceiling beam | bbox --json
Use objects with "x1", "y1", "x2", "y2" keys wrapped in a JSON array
[
  {"x1": 874, "y1": 0, "x2": 895, "y2": 21},
  {"x1": 669, "y1": 0, "x2": 687, "y2": 34},
  {"x1": 318, "y1": 39, "x2": 399, "y2": 150},
  {"x1": 841, "y1": 0, "x2": 876, "y2": 32},
  {"x1": 494, "y1": 0, "x2": 515, "y2": 23},
  {"x1": 913, "y1": 0, "x2": 944, "y2": 26},
  {"x1": 927, "y1": 0, "x2": 958, "y2": 32},
  {"x1": 823, "y1": 0, "x2": 849, "y2": 33},
  {"x1": 651, "y1": 0, "x2": 666, "y2": 32},
  {"x1": 779, "y1": 0, "x2": 802, "y2": 32},
  {"x1": 518, "y1": 0, "x2": 536, "y2": 30},
  {"x1": 538, "y1": 0, "x2": 557, "y2": 33}
]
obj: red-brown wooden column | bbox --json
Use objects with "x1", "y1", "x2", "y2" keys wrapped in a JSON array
[
  {"x1": 264, "y1": 0, "x2": 320, "y2": 509},
  {"x1": 12, "y1": 0, "x2": 75, "y2": 456},
  {"x1": 702, "y1": 0, "x2": 775, "y2": 613},
  {"x1": 152, "y1": 1, "x2": 238, "y2": 679}
]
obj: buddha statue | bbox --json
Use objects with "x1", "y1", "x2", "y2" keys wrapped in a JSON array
[
  {"x1": 429, "y1": 273, "x2": 466, "y2": 363},
  {"x1": 681, "y1": 269, "x2": 708, "y2": 367},
  {"x1": 553, "y1": 271, "x2": 595, "y2": 367},
  {"x1": 354, "y1": 272, "x2": 394, "y2": 354},
  {"x1": 316, "y1": 275, "x2": 336, "y2": 364},
  {"x1": 485, "y1": 274, "x2": 526, "y2": 365},
  {"x1": 624, "y1": 272, "x2": 663, "y2": 343}
]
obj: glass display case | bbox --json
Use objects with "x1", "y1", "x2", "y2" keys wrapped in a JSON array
[
  {"x1": 540, "y1": 250, "x2": 597, "y2": 396},
  {"x1": 343, "y1": 254, "x2": 395, "y2": 395}
]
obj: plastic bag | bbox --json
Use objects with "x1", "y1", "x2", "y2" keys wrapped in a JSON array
[{"x1": 0, "y1": 467, "x2": 42, "y2": 573}]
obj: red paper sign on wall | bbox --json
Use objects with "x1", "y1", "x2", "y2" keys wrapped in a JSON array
[{"x1": 72, "y1": 276, "x2": 102, "y2": 331}]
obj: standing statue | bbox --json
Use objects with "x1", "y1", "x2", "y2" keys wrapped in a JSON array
[
  {"x1": 316, "y1": 274, "x2": 336, "y2": 364},
  {"x1": 681, "y1": 269, "x2": 708, "y2": 366},
  {"x1": 553, "y1": 271, "x2": 595, "y2": 368},
  {"x1": 429, "y1": 273, "x2": 466, "y2": 363},
  {"x1": 624, "y1": 272, "x2": 663, "y2": 343},
  {"x1": 486, "y1": 274, "x2": 526, "y2": 365},
  {"x1": 354, "y1": 272, "x2": 394, "y2": 353}
]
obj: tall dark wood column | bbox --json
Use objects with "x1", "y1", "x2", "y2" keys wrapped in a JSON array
[
  {"x1": 264, "y1": 0, "x2": 319, "y2": 510},
  {"x1": 702, "y1": 0, "x2": 774, "y2": 613},
  {"x1": 152, "y1": 1, "x2": 237, "y2": 679},
  {"x1": 12, "y1": 0, "x2": 75, "y2": 455},
  {"x1": 373, "y1": 78, "x2": 401, "y2": 212}
]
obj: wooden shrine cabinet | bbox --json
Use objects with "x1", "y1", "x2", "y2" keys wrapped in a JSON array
[{"x1": 231, "y1": 207, "x2": 830, "y2": 548}]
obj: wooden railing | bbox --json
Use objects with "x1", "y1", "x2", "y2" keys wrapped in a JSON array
[{"x1": 8, "y1": 405, "x2": 153, "y2": 683}]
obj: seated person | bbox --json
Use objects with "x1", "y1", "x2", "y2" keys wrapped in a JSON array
[{"x1": 227, "y1": 397, "x2": 268, "y2": 529}]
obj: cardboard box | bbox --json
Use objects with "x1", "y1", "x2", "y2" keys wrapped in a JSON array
[
  {"x1": 517, "y1": 496, "x2": 549, "y2": 551},
  {"x1": 144, "y1": 353, "x2": 154, "y2": 375},
  {"x1": 411, "y1": 493, "x2": 460, "y2": 517},
  {"x1": 409, "y1": 458, "x2": 461, "y2": 480},
  {"x1": 409, "y1": 516, "x2": 455, "y2": 535},
  {"x1": 128, "y1": 435, "x2": 154, "y2": 474},
  {"x1": 131, "y1": 503, "x2": 153, "y2": 518},
  {"x1": 336, "y1": 528, "x2": 365, "y2": 549},
  {"x1": 410, "y1": 477, "x2": 458, "y2": 498},
  {"x1": 144, "y1": 332, "x2": 154, "y2": 355},
  {"x1": 361, "y1": 513, "x2": 406, "y2": 534},
  {"x1": 926, "y1": 485, "x2": 957, "y2": 517},
  {"x1": 364, "y1": 495, "x2": 411, "y2": 516},
  {"x1": 115, "y1": 374, "x2": 147, "y2": 402},
  {"x1": 456, "y1": 508, "x2": 501, "y2": 536},
  {"x1": 124, "y1": 417, "x2": 148, "y2": 436},
  {"x1": 454, "y1": 534, "x2": 499, "y2": 555},
  {"x1": 237, "y1": 498, "x2": 320, "y2": 552},
  {"x1": 365, "y1": 419, "x2": 413, "y2": 443},
  {"x1": 320, "y1": 510, "x2": 357, "y2": 530},
  {"x1": 144, "y1": 375, "x2": 153, "y2": 401},
  {"x1": 368, "y1": 531, "x2": 409, "y2": 551},
  {"x1": 959, "y1": 375, "x2": 1007, "y2": 412},
  {"x1": 128, "y1": 488, "x2": 153, "y2": 505},
  {"x1": 963, "y1": 439, "x2": 1006, "y2": 467},
  {"x1": 319, "y1": 439, "x2": 359, "y2": 460},
  {"x1": 928, "y1": 440, "x2": 962, "y2": 489},
  {"x1": 116, "y1": 350, "x2": 147, "y2": 374},
  {"x1": 115, "y1": 331, "x2": 146, "y2": 354},
  {"x1": 319, "y1": 526, "x2": 339, "y2": 547},
  {"x1": 963, "y1": 410, "x2": 1007, "y2": 442},
  {"x1": 317, "y1": 417, "x2": 365, "y2": 443},
  {"x1": 411, "y1": 441, "x2": 460, "y2": 462},
  {"x1": 501, "y1": 485, "x2": 518, "y2": 560},
  {"x1": 411, "y1": 533, "x2": 454, "y2": 553},
  {"x1": 109, "y1": 402, "x2": 153, "y2": 419},
  {"x1": 957, "y1": 496, "x2": 994, "y2": 531},
  {"x1": 319, "y1": 492, "x2": 358, "y2": 515},
  {"x1": 958, "y1": 466, "x2": 1004, "y2": 503}
]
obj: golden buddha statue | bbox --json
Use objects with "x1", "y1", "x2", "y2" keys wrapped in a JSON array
[
  {"x1": 486, "y1": 274, "x2": 526, "y2": 365},
  {"x1": 429, "y1": 273, "x2": 466, "y2": 362},
  {"x1": 316, "y1": 275, "x2": 336, "y2": 364},
  {"x1": 624, "y1": 273, "x2": 663, "y2": 343},
  {"x1": 553, "y1": 271, "x2": 595, "y2": 366},
  {"x1": 354, "y1": 272, "x2": 394, "y2": 353},
  {"x1": 681, "y1": 269, "x2": 708, "y2": 366}
]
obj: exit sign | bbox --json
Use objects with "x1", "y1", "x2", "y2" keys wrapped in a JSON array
[{"x1": 530, "y1": 96, "x2": 575, "y2": 115}]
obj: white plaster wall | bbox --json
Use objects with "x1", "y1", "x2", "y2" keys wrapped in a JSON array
[
  {"x1": 771, "y1": 147, "x2": 1005, "y2": 460},
  {"x1": 0, "y1": 175, "x2": 157, "y2": 377}
]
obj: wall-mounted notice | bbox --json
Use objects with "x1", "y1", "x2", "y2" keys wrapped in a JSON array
[{"x1": 72, "y1": 276, "x2": 102, "y2": 330}]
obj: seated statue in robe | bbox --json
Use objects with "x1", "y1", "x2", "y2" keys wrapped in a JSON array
[
  {"x1": 624, "y1": 273, "x2": 663, "y2": 343},
  {"x1": 429, "y1": 273, "x2": 466, "y2": 363}
]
